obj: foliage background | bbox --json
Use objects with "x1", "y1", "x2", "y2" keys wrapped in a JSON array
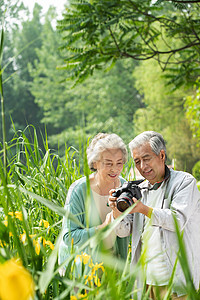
[
  {"x1": 0, "y1": 1, "x2": 200, "y2": 299},
  {"x1": 1, "y1": 0, "x2": 200, "y2": 173}
]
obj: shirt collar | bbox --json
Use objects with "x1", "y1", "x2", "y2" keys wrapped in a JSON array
[
  {"x1": 130, "y1": 165, "x2": 171, "y2": 190},
  {"x1": 149, "y1": 165, "x2": 170, "y2": 190}
]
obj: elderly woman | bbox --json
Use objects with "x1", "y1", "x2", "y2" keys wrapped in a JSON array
[{"x1": 59, "y1": 133, "x2": 129, "y2": 275}]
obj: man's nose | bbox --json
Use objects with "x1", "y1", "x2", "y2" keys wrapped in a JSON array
[{"x1": 140, "y1": 160, "x2": 147, "y2": 170}]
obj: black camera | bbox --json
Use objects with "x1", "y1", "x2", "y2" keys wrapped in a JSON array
[{"x1": 112, "y1": 181, "x2": 142, "y2": 212}]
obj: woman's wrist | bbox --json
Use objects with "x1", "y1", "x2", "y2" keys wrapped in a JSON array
[{"x1": 95, "y1": 224, "x2": 104, "y2": 231}]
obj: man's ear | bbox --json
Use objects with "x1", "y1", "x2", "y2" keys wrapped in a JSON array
[{"x1": 160, "y1": 150, "x2": 165, "y2": 161}]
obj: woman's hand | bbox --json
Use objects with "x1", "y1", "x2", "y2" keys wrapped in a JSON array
[
  {"x1": 107, "y1": 189, "x2": 122, "y2": 219},
  {"x1": 97, "y1": 211, "x2": 113, "y2": 229},
  {"x1": 108, "y1": 189, "x2": 153, "y2": 218}
]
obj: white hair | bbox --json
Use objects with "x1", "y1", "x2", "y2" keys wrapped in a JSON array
[
  {"x1": 129, "y1": 131, "x2": 167, "y2": 162},
  {"x1": 87, "y1": 133, "x2": 128, "y2": 171}
]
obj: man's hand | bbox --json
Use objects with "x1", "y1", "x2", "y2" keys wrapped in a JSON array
[
  {"x1": 130, "y1": 197, "x2": 153, "y2": 217},
  {"x1": 108, "y1": 189, "x2": 153, "y2": 219}
]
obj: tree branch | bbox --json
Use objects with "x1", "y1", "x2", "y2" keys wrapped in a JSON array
[{"x1": 165, "y1": 0, "x2": 200, "y2": 3}]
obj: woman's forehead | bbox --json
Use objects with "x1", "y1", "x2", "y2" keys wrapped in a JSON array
[{"x1": 100, "y1": 148, "x2": 123, "y2": 160}]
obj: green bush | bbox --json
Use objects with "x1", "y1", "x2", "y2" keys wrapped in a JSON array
[{"x1": 192, "y1": 161, "x2": 200, "y2": 181}]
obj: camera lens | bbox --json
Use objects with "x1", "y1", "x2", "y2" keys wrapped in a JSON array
[
  {"x1": 117, "y1": 199, "x2": 130, "y2": 212},
  {"x1": 116, "y1": 192, "x2": 133, "y2": 212}
]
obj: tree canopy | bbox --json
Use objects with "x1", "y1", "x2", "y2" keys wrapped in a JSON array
[
  {"x1": 0, "y1": 2, "x2": 46, "y2": 143},
  {"x1": 0, "y1": 1, "x2": 199, "y2": 173},
  {"x1": 132, "y1": 57, "x2": 200, "y2": 171},
  {"x1": 30, "y1": 15, "x2": 142, "y2": 152},
  {"x1": 57, "y1": 0, "x2": 200, "y2": 87},
  {"x1": 185, "y1": 78, "x2": 200, "y2": 142}
]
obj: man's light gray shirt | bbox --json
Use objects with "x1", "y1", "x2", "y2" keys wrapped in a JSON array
[{"x1": 114, "y1": 168, "x2": 200, "y2": 294}]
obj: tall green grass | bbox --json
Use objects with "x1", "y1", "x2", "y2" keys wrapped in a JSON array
[
  {"x1": 1, "y1": 8, "x2": 200, "y2": 298},
  {"x1": 0, "y1": 128, "x2": 199, "y2": 299},
  {"x1": 0, "y1": 127, "x2": 81, "y2": 298}
]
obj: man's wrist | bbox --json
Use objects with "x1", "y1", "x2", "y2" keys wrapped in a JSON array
[{"x1": 147, "y1": 207, "x2": 153, "y2": 218}]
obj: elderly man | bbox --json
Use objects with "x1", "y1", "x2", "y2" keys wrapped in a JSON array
[{"x1": 108, "y1": 131, "x2": 200, "y2": 299}]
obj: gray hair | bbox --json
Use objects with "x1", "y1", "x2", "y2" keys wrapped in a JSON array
[
  {"x1": 129, "y1": 131, "x2": 167, "y2": 162},
  {"x1": 87, "y1": 133, "x2": 128, "y2": 171}
]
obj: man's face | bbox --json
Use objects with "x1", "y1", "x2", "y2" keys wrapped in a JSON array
[{"x1": 132, "y1": 142, "x2": 166, "y2": 185}]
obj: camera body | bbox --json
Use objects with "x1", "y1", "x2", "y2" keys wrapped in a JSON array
[{"x1": 112, "y1": 181, "x2": 142, "y2": 212}]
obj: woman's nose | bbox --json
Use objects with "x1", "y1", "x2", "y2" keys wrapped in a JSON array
[
  {"x1": 110, "y1": 164, "x2": 118, "y2": 171},
  {"x1": 110, "y1": 164, "x2": 115, "y2": 171}
]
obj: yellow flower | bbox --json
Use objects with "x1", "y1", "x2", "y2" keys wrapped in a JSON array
[
  {"x1": 35, "y1": 239, "x2": 41, "y2": 255},
  {"x1": 42, "y1": 237, "x2": 46, "y2": 247},
  {"x1": 84, "y1": 274, "x2": 93, "y2": 285},
  {"x1": 30, "y1": 236, "x2": 41, "y2": 255},
  {"x1": 0, "y1": 240, "x2": 6, "y2": 247},
  {"x1": 20, "y1": 232, "x2": 27, "y2": 244},
  {"x1": 70, "y1": 296, "x2": 77, "y2": 300},
  {"x1": 91, "y1": 262, "x2": 104, "y2": 276},
  {"x1": 8, "y1": 211, "x2": 23, "y2": 221},
  {"x1": 78, "y1": 292, "x2": 88, "y2": 299},
  {"x1": 39, "y1": 219, "x2": 49, "y2": 228},
  {"x1": 82, "y1": 259, "x2": 105, "y2": 288},
  {"x1": 29, "y1": 234, "x2": 36, "y2": 239},
  {"x1": 75, "y1": 252, "x2": 91, "y2": 265},
  {"x1": 44, "y1": 240, "x2": 54, "y2": 250},
  {"x1": 94, "y1": 274, "x2": 101, "y2": 287},
  {"x1": 8, "y1": 212, "x2": 14, "y2": 217},
  {"x1": 82, "y1": 253, "x2": 91, "y2": 265},
  {"x1": 15, "y1": 211, "x2": 23, "y2": 221},
  {"x1": 30, "y1": 236, "x2": 54, "y2": 255},
  {"x1": 0, "y1": 258, "x2": 34, "y2": 300},
  {"x1": 88, "y1": 260, "x2": 94, "y2": 268},
  {"x1": 3, "y1": 216, "x2": 8, "y2": 227}
]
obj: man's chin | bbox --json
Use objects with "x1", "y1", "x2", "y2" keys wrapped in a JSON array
[
  {"x1": 143, "y1": 170, "x2": 153, "y2": 178},
  {"x1": 143, "y1": 173, "x2": 156, "y2": 183}
]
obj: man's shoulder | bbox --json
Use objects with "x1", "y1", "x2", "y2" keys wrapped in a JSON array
[
  {"x1": 167, "y1": 168, "x2": 197, "y2": 191},
  {"x1": 169, "y1": 168, "x2": 194, "y2": 181}
]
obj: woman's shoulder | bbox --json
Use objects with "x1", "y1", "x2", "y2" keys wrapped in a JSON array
[
  {"x1": 69, "y1": 176, "x2": 87, "y2": 192},
  {"x1": 65, "y1": 177, "x2": 87, "y2": 206}
]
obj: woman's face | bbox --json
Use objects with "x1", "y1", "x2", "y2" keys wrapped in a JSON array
[{"x1": 94, "y1": 149, "x2": 124, "y2": 184}]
